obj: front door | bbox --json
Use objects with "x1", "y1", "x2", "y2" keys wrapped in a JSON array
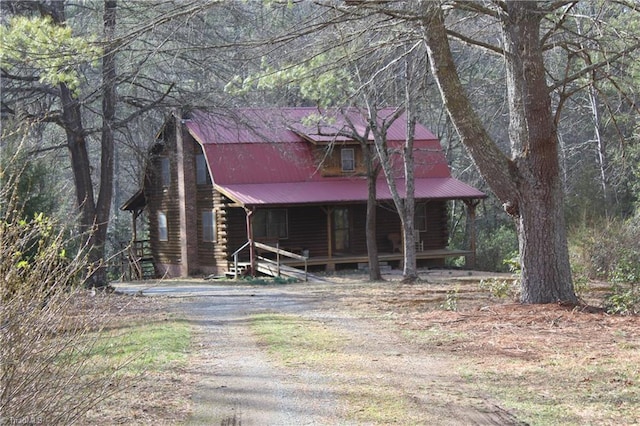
[{"x1": 332, "y1": 207, "x2": 350, "y2": 253}]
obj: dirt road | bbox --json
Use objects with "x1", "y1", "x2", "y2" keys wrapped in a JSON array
[{"x1": 122, "y1": 280, "x2": 524, "y2": 425}]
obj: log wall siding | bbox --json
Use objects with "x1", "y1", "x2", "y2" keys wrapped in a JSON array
[
  {"x1": 376, "y1": 204, "x2": 403, "y2": 252},
  {"x1": 184, "y1": 136, "x2": 213, "y2": 275},
  {"x1": 147, "y1": 122, "x2": 183, "y2": 275},
  {"x1": 285, "y1": 206, "x2": 329, "y2": 256},
  {"x1": 213, "y1": 191, "x2": 234, "y2": 271},
  {"x1": 147, "y1": 119, "x2": 220, "y2": 276},
  {"x1": 191, "y1": 137, "x2": 236, "y2": 275},
  {"x1": 424, "y1": 201, "x2": 449, "y2": 250}
]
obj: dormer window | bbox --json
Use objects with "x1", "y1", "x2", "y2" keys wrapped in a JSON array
[{"x1": 341, "y1": 148, "x2": 355, "y2": 172}]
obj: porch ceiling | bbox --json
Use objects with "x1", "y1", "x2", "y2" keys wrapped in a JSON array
[{"x1": 216, "y1": 177, "x2": 486, "y2": 207}]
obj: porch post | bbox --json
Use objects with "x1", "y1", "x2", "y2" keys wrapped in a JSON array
[
  {"x1": 246, "y1": 208, "x2": 255, "y2": 276},
  {"x1": 324, "y1": 206, "x2": 335, "y2": 272},
  {"x1": 463, "y1": 199, "x2": 480, "y2": 269},
  {"x1": 132, "y1": 209, "x2": 139, "y2": 242}
]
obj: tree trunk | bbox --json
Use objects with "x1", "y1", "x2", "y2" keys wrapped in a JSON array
[
  {"x1": 517, "y1": 180, "x2": 575, "y2": 302},
  {"x1": 47, "y1": 1, "x2": 118, "y2": 288},
  {"x1": 366, "y1": 165, "x2": 382, "y2": 281},
  {"x1": 90, "y1": 0, "x2": 118, "y2": 287},
  {"x1": 369, "y1": 106, "x2": 419, "y2": 282},
  {"x1": 400, "y1": 111, "x2": 418, "y2": 281},
  {"x1": 47, "y1": 2, "x2": 94, "y2": 229},
  {"x1": 361, "y1": 136, "x2": 382, "y2": 281},
  {"x1": 588, "y1": 84, "x2": 609, "y2": 215},
  {"x1": 421, "y1": 1, "x2": 577, "y2": 303}
]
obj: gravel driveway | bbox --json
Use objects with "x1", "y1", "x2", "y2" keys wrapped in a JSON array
[{"x1": 116, "y1": 279, "x2": 524, "y2": 425}]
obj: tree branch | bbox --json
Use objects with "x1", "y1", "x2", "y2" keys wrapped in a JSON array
[
  {"x1": 445, "y1": 29, "x2": 504, "y2": 55},
  {"x1": 1, "y1": 68, "x2": 40, "y2": 82},
  {"x1": 452, "y1": 1, "x2": 501, "y2": 18},
  {"x1": 548, "y1": 40, "x2": 640, "y2": 92},
  {"x1": 421, "y1": 2, "x2": 518, "y2": 207},
  {"x1": 26, "y1": 143, "x2": 68, "y2": 156},
  {"x1": 114, "y1": 82, "x2": 175, "y2": 130}
]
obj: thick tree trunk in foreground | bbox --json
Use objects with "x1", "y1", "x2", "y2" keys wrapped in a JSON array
[
  {"x1": 421, "y1": 1, "x2": 576, "y2": 303},
  {"x1": 518, "y1": 182, "x2": 575, "y2": 302}
]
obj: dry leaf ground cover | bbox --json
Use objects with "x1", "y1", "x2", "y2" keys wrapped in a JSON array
[{"x1": 331, "y1": 272, "x2": 640, "y2": 425}]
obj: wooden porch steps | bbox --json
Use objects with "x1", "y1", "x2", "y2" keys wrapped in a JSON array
[
  {"x1": 138, "y1": 258, "x2": 155, "y2": 280},
  {"x1": 224, "y1": 262, "x2": 251, "y2": 278},
  {"x1": 224, "y1": 260, "x2": 327, "y2": 283}
]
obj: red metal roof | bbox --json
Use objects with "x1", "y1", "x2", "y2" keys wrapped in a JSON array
[
  {"x1": 217, "y1": 177, "x2": 485, "y2": 207},
  {"x1": 184, "y1": 108, "x2": 484, "y2": 205},
  {"x1": 186, "y1": 107, "x2": 439, "y2": 144}
]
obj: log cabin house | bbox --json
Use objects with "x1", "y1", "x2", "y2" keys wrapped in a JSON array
[{"x1": 121, "y1": 107, "x2": 485, "y2": 279}]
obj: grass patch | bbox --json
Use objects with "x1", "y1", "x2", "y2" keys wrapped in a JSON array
[
  {"x1": 448, "y1": 317, "x2": 640, "y2": 426},
  {"x1": 337, "y1": 280, "x2": 640, "y2": 425},
  {"x1": 82, "y1": 317, "x2": 191, "y2": 375},
  {"x1": 250, "y1": 313, "x2": 343, "y2": 365},
  {"x1": 241, "y1": 276, "x2": 299, "y2": 285},
  {"x1": 79, "y1": 310, "x2": 194, "y2": 425},
  {"x1": 250, "y1": 312, "x2": 423, "y2": 424}
]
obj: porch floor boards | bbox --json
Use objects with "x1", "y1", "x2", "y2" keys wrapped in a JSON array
[{"x1": 281, "y1": 248, "x2": 472, "y2": 267}]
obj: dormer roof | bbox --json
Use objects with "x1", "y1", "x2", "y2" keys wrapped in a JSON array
[{"x1": 183, "y1": 107, "x2": 484, "y2": 207}]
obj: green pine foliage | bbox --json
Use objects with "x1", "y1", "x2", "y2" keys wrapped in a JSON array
[{"x1": 0, "y1": 15, "x2": 101, "y2": 95}]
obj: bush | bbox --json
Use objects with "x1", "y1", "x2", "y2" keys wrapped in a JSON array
[
  {"x1": 569, "y1": 216, "x2": 640, "y2": 283},
  {"x1": 475, "y1": 225, "x2": 519, "y2": 272},
  {"x1": 479, "y1": 278, "x2": 517, "y2": 300},
  {"x1": 570, "y1": 216, "x2": 640, "y2": 312},
  {"x1": 603, "y1": 286, "x2": 639, "y2": 315},
  {"x1": 1, "y1": 194, "x2": 127, "y2": 424},
  {"x1": 440, "y1": 288, "x2": 459, "y2": 311}
]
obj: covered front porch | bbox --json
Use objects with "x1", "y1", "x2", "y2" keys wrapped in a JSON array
[
  {"x1": 282, "y1": 248, "x2": 473, "y2": 270},
  {"x1": 230, "y1": 239, "x2": 473, "y2": 281}
]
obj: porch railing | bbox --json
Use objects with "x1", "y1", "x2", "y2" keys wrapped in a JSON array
[
  {"x1": 254, "y1": 241, "x2": 308, "y2": 282},
  {"x1": 230, "y1": 240, "x2": 308, "y2": 281},
  {"x1": 120, "y1": 239, "x2": 153, "y2": 280}
]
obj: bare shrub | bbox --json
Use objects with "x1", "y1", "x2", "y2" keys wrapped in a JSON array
[{"x1": 1, "y1": 185, "x2": 127, "y2": 424}]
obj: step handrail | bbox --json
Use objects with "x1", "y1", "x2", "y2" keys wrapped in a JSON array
[
  {"x1": 231, "y1": 240, "x2": 251, "y2": 279},
  {"x1": 254, "y1": 241, "x2": 308, "y2": 281}
]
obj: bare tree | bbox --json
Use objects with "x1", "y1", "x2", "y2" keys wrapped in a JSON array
[{"x1": 1, "y1": 0, "x2": 229, "y2": 286}]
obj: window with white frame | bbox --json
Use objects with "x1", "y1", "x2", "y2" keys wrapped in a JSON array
[
  {"x1": 158, "y1": 212, "x2": 168, "y2": 241},
  {"x1": 341, "y1": 148, "x2": 355, "y2": 172},
  {"x1": 202, "y1": 210, "x2": 216, "y2": 242}
]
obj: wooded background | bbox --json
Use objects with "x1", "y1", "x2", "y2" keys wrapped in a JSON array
[{"x1": 2, "y1": 1, "x2": 639, "y2": 296}]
